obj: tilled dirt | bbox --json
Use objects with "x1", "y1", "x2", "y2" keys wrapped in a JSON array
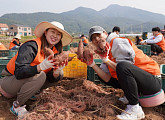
[{"x1": 0, "y1": 78, "x2": 165, "y2": 120}]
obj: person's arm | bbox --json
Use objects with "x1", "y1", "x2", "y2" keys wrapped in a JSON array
[
  {"x1": 81, "y1": 38, "x2": 85, "y2": 42},
  {"x1": 85, "y1": 52, "x2": 111, "y2": 82},
  {"x1": 146, "y1": 35, "x2": 162, "y2": 44},
  {"x1": 92, "y1": 64, "x2": 111, "y2": 82},
  {"x1": 14, "y1": 41, "x2": 39, "y2": 79},
  {"x1": 46, "y1": 69, "x2": 63, "y2": 83},
  {"x1": 111, "y1": 38, "x2": 135, "y2": 64},
  {"x1": 100, "y1": 63, "x2": 110, "y2": 74}
]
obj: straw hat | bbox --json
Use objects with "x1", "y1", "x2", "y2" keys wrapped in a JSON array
[
  {"x1": 34, "y1": 21, "x2": 73, "y2": 46},
  {"x1": 14, "y1": 34, "x2": 21, "y2": 39}
]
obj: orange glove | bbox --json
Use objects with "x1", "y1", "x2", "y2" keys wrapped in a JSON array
[{"x1": 80, "y1": 52, "x2": 95, "y2": 67}]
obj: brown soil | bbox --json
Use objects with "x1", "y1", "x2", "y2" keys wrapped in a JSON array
[
  {"x1": 0, "y1": 43, "x2": 165, "y2": 120},
  {"x1": 0, "y1": 78, "x2": 165, "y2": 120}
]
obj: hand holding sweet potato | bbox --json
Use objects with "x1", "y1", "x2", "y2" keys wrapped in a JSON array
[{"x1": 77, "y1": 39, "x2": 84, "y2": 60}]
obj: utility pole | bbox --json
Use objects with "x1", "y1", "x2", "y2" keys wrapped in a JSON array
[
  {"x1": 123, "y1": 26, "x2": 124, "y2": 34},
  {"x1": 141, "y1": 24, "x2": 143, "y2": 33},
  {"x1": 131, "y1": 24, "x2": 133, "y2": 33}
]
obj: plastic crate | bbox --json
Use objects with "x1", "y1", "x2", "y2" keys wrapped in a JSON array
[
  {"x1": 0, "y1": 50, "x2": 10, "y2": 57},
  {"x1": 160, "y1": 64, "x2": 165, "y2": 91},
  {"x1": 63, "y1": 45, "x2": 70, "y2": 51},
  {"x1": 63, "y1": 53, "x2": 87, "y2": 78},
  {"x1": 0, "y1": 64, "x2": 7, "y2": 78},
  {"x1": 137, "y1": 45, "x2": 151, "y2": 56},
  {"x1": 87, "y1": 59, "x2": 105, "y2": 85},
  {"x1": 161, "y1": 75, "x2": 165, "y2": 91},
  {"x1": 160, "y1": 64, "x2": 165, "y2": 75},
  {"x1": 0, "y1": 57, "x2": 11, "y2": 78},
  {"x1": 70, "y1": 43, "x2": 78, "y2": 48},
  {"x1": 9, "y1": 50, "x2": 18, "y2": 57},
  {"x1": 0, "y1": 58, "x2": 10, "y2": 64}
]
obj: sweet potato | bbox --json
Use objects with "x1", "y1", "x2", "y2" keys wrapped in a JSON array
[
  {"x1": 99, "y1": 38, "x2": 106, "y2": 50},
  {"x1": 54, "y1": 51, "x2": 70, "y2": 64},
  {"x1": 95, "y1": 48, "x2": 105, "y2": 54},
  {"x1": 77, "y1": 39, "x2": 84, "y2": 59},
  {"x1": 83, "y1": 48, "x2": 92, "y2": 64},
  {"x1": 68, "y1": 55, "x2": 76, "y2": 62},
  {"x1": 44, "y1": 47, "x2": 74, "y2": 63},
  {"x1": 44, "y1": 47, "x2": 54, "y2": 57},
  {"x1": 71, "y1": 101, "x2": 86, "y2": 113}
]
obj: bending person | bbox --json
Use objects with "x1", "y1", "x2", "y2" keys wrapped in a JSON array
[
  {"x1": 82, "y1": 26, "x2": 164, "y2": 120},
  {"x1": 0, "y1": 21, "x2": 72, "y2": 118},
  {"x1": 141, "y1": 27, "x2": 165, "y2": 55}
]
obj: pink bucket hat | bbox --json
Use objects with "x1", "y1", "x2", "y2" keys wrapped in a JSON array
[{"x1": 139, "y1": 89, "x2": 165, "y2": 107}]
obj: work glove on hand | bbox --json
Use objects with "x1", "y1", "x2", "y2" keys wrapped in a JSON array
[
  {"x1": 53, "y1": 59, "x2": 68, "y2": 74},
  {"x1": 95, "y1": 42, "x2": 110, "y2": 63},
  {"x1": 80, "y1": 52, "x2": 95, "y2": 67},
  {"x1": 87, "y1": 53, "x2": 95, "y2": 67},
  {"x1": 39, "y1": 55, "x2": 55, "y2": 71}
]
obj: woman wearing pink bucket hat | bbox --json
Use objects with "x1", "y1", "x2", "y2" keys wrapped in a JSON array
[{"x1": 0, "y1": 21, "x2": 73, "y2": 118}]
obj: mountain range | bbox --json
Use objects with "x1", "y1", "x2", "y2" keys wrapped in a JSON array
[{"x1": 0, "y1": 4, "x2": 165, "y2": 35}]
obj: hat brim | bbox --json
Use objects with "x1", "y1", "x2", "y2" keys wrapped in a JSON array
[
  {"x1": 89, "y1": 31, "x2": 103, "y2": 41},
  {"x1": 34, "y1": 21, "x2": 73, "y2": 46},
  {"x1": 14, "y1": 37, "x2": 21, "y2": 39}
]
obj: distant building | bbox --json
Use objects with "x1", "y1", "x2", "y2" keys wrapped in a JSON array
[
  {"x1": 0, "y1": 23, "x2": 9, "y2": 35},
  {"x1": 8, "y1": 24, "x2": 32, "y2": 36}
]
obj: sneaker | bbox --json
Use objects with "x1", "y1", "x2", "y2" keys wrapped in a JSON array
[
  {"x1": 116, "y1": 104, "x2": 145, "y2": 120},
  {"x1": 10, "y1": 104, "x2": 28, "y2": 118},
  {"x1": 119, "y1": 96, "x2": 129, "y2": 104}
]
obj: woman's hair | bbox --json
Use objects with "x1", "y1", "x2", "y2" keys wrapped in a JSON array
[{"x1": 41, "y1": 29, "x2": 63, "y2": 54}]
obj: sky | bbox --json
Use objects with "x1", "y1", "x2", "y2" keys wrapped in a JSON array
[{"x1": 0, "y1": 0, "x2": 165, "y2": 17}]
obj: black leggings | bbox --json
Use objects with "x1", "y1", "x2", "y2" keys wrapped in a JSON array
[
  {"x1": 116, "y1": 62, "x2": 162, "y2": 105},
  {"x1": 148, "y1": 43, "x2": 163, "y2": 54},
  {"x1": 98, "y1": 76, "x2": 121, "y2": 89}
]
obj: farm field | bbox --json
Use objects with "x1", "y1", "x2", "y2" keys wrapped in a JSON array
[{"x1": 0, "y1": 38, "x2": 165, "y2": 120}]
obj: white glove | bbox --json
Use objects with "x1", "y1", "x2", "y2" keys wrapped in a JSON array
[
  {"x1": 39, "y1": 56, "x2": 54, "y2": 71},
  {"x1": 140, "y1": 40, "x2": 147, "y2": 44},
  {"x1": 102, "y1": 56, "x2": 110, "y2": 63},
  {"x1": 54, "y1": 64, "x2": 65, "y2": 74},
  {"x1": 16, "y1": 46, "x2": 19, "y2": 48}
]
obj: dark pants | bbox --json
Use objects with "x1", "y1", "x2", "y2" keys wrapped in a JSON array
[
  {"x1": 148, "y1": 43, "x2": 163, "y2": 55},
  {"x1": 98, "y1": 76, "x2": 121, "y2": 89},
  {"x1": 116, "y1": 62, "x2": 162, "y2": 105},
  {"x1": 83, "y1": 43, "x2": 88, "y2": 46}
]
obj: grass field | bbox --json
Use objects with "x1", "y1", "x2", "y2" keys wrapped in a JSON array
[{"x1": 0, "y1": 35, "x2": 81, "y2": 49}]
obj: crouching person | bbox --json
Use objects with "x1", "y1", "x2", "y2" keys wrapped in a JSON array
[
  {"x1": 0, "y1": 21, "x2": 72, "y2": 118},
  {"x1": 82, "y1": 26, "x2": 165, "y2": 120}
]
